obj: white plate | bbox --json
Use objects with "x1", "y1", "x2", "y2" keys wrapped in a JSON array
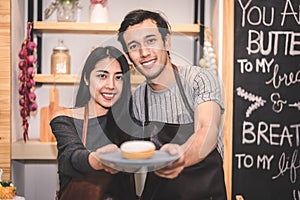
[{"x1": 99, "y1": 151, "x2": 180, "y2": 173}]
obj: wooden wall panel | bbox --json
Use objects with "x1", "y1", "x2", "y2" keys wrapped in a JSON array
[
  {"x1": 222, "y1": 0, "x2": 234, "y2": 199},
  {"x1": 0, "y1": 0, "x2": 11, "y2": 180}
]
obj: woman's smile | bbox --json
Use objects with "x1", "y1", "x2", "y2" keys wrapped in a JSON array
[{"x1": 101, "y1": 92, "x2": 116, "y2": 101}]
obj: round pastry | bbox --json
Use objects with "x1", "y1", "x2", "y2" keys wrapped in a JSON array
[
  {"x1": 120, "y1": 141, "x2": 155, "y2": 160},
  {"x1": 0, "y1": 181, "x2": 16, "y2": 199}
]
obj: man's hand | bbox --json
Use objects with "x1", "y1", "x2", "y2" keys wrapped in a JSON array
[
  {"x1": 154, "y1": 143, "x2": 185, "y2": 179},
  {"x1": 89, "y1": 144, "x2": 119, "y2": 174}
]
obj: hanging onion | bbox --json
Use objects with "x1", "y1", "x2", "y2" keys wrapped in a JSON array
[{"x1": 18, "y1": 22, "x2": 38, "y2": 142}]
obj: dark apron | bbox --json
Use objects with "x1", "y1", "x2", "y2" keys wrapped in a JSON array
[{"x1": 138, "y1": 65, "x2": 227, "y2": 200}]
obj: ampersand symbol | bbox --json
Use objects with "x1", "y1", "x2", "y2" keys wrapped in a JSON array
[{"x1": 270, "y1": 93, "x2": 287, "y2": 113}]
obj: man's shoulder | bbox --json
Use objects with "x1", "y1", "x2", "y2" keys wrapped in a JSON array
[
  {"x1": 179, "y1": 65, "x2": 219, "y2": 82},
  {"x1": 180, "y1": 65, "x2": 217, "y2": 75}
]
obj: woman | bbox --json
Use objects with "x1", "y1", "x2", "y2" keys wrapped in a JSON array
[{"x1": 50, "y1": 46, "x2": 136, "y2": 200}]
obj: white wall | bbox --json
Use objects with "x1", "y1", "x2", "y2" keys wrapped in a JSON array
[{"x1": 12, "y1": 0, "x2": 222, "y2": 199}]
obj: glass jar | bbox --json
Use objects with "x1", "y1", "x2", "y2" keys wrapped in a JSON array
[
  {"x1": 89, "y1": 0, "x2": 108, "y2": 23},
  {"x1": 51, "y1": 40, "x2": 70, "y2": 74},
  {"x1": 57, "y1": 0, "x2": 78, "y2": 22}
]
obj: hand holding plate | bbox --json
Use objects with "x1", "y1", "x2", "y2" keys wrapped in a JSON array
[
  {"x1": 89, "y1": 144, "x2": 120, "y2": 174},
  {"x1": 154, "y1": 143, "x2": 185, "y2": 179}
]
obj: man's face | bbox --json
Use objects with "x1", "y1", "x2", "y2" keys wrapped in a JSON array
[{"x1": 123, "y1": 19, "x2": 170, "y2": 80}]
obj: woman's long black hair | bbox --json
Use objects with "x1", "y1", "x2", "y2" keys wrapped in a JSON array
[{"x1": 75, "y1": 46, "x2": 132, "y2": 145}]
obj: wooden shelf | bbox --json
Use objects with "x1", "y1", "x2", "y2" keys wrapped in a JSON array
[
  {"x1": 34, "y1": 74, "x2": 79, "y2": 84},
  {"x1": 34, "y1": 74, "x2": 145, "y2": 84},
  {"x1": 33, "y1": 22, "x2": 200, "y2": 36},
  {"x1": 12, "y1": 139, "x2": 57, "y2": 160}
]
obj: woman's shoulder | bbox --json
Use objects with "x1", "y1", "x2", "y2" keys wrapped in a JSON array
[{"x1": 51, "y1": 107, "x2": 85, "y2": 121}]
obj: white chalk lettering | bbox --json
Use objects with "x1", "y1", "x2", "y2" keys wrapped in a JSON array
[
  {"x1": 236, "y1": 153, "x2": 274, "y2": 170},
  {"x1": 281, "y1": 0, "x2": 300, "y2": 26},
  {"x1": 289, "y1": 102, "x2": 300, "y2": 110},
  {"x1": 238, "y1": 0, "x2": 274, "y2": 27},
  {"x1": 235, "y1": 153, "x2": 254, "y2": 168},
  {"x1": 272, "y1": 150, "x2": 300, "y2": 184},
  {"x1": 290, "y1": 32, "x2": 300, "y2": 55},
  {"x1": 237, "y1": 58, "x2": 273, "y2": 74},
  {"x1": 293, "y1": 189, "x2": 300, "y2": 200},
  {"x1": 290, "y1": 124, "x2": 300, "y2": 147},
  {"x1": 270, "y1": 93, "x2": 287, "y2": 113},
  {"x1": 280, "y1": 125, "x2": 294, "y2": 147},
  {"x1": 235, "y1": 153, "x2": 246, "y2": 169},
  {"x1": 257, "y1": 154, "x2": 274, "y2": 170},
  {"x1": 256, "y1": 58, "x2": 273, "y2": 73},
  {"x1": 237, "y1": 59, "x2": 252, "y2": 73},
  {"x1": 238, "y1": 0, "x2": 252, "y2": 27},
  {"x1": 265, "y1": 64, "x2": 300, "y2": 89},
  {"x1": 242, "y1": 121, "x2": 256, "y2": 144},
  {"x1": 247, "y1": 30, "x2": 300, "y2": 56},
  {"x1": 236, "y1": 87, "x2": 266, "y2": 117},
  {"x1": 242, "y1": 121, "x2": 299, "y2": 147},
  {"x1": 258, "y1": 121, "x2": 271, "y2": 145},
  {"x1": 247, "y1": 6, "x2": 274, "y2": 26}
]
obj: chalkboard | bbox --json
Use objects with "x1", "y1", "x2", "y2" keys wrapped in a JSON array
[{"x1": 233, "y1": 0, "x2": 300, "y2": 199}]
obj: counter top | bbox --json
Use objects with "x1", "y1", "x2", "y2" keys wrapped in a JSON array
[{"x1": 12, "y1": 139, "x2": 57, "y2": 160}]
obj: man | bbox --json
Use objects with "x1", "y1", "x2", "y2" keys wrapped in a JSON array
[{"x1": 118, "y1": 9, "x2": 227, "y2": 200}]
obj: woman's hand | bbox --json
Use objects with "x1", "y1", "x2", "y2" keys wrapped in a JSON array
[
  {"x1": 89, "y1": 144, "x2": 119, "y2": 174},
  {"x1": 154, "y1": 143, "x2": 185, "y2": 179}
]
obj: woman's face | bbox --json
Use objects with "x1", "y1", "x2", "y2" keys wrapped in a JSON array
[{"x1": 87, "y1": 57, "x2": 124, "y2": 112}]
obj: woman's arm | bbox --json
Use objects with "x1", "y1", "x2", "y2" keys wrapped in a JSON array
[
  {"x1": 51, "y1": 115, "x2": 120, "y2": 177},
  {"x1": 50, "y1": 116, "x2": 95, "y2": 177}
]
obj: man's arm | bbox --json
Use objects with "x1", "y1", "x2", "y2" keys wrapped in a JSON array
[
  {"x1": 155, "y1": 100, "x2": 221, "y2": 178},
  {"x1": 182, "y1": 100, "x2": 221, "y2": 167}
]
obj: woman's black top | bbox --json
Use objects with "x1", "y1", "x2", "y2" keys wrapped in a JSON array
[{"x1": 50, "y1": 115, "x2": 136, "y2": 200}]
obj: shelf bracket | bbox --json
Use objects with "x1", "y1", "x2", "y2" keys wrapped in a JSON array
[
  {"x1": 199, "y1": 0, "x2": 205, "y2": 59},
  {"x1": 37, "y1": 0, "x2": 43, "y2": 74},
  {"x1": 28, "y1": 0, "x2": 43, "y2": 74},
  {"x1": 193, "y1": 0, "x2": 205, "y2": 65}
]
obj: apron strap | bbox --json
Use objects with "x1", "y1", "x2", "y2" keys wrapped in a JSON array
[
  {"x1": 144, "y1": 85, "x2": 149, "y2": 122},
  {"x1": 172, "y1": 64, "x2": 194, "y2": 117},
  {"x1": 82, "y1": 104, "x2": 89, "y2": 146}
]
